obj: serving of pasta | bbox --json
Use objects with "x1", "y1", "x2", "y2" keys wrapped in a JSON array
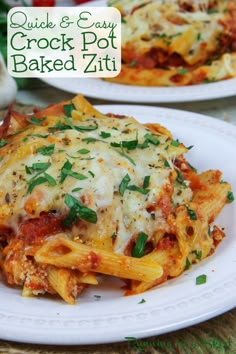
[
  {"x1": 0, "y1": 94, "x2": 233, "y2": 304},
  {"x1": 107, "y1": 0, "x2": 236, "y2": 86}
]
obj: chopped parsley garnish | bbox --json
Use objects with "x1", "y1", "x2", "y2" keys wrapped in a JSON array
[
  {"x1": 227, "y1": 191, "x2": 234, "y2": 202},
  {"x1": 118, "y1": 147, "x2": 136, "y2": 166},
  {"x1": 0, "y1": 139, "x2": 8, "y2": 148},
  {"x1": 187, "y1": 145, "x2": 194, "y2": 150},
  {"x1": 64, "y1": 116, "x2": 98, "y2": 132},
  {"x1": 88, "y1": 170, "x2": 95, "y2": 178},
  {"x1": 29, "y1": 133, "x2": 49, "y2": 138},
  {"x1": 128, "y1": 60, "x2": 137, "y2": 67},
  {"x1": 138, "y1": 299, "x2": 146, "y2": 304},
  {"x1": 122, "y1": 139, "x2": 138, "y2": 150},
  {"x1": 60, "y1": 160, "x2": 72, "y2": 183},
  {"x1": 132, "y1": 232, "x2": 148, "y2": 258},
  {"x1": 184, "y1": 258, "x2": 191, "y2": 270},
  {"x1": 26, "y1": 162, "x2": 55, "y2": 193},
  {"x1": 143, "y1": 175, "x2": 150, "y2": 189},
  {"x1": 137, "y1": 140, "x2": 149, "y2": 149},
  {"x1": 100, "y1": 131, "x2": 111, "y2": 139},
  {"x1": 208, "y1": 9, "x2": 218, "y2": 14},
  {"x1": 119, "y1": 174, "x2": 131, "y2": 196},
  {"x1": 63, "y1": 102, "x2": 76, "y2": 117},
  {"x1": 36, "y1": 144, "x2": 55, "y2": 156},
  {"x1": 192, "y1": 250, "x2": 202, "y2": 260},
  {"x1": 25, "y1": 165, "x2": 32, "y2": 174},
  {"x1": 27, "y1": 176, "x2": 48, "y2": 194},
  {"x1": 26, "y1": 116, "x2": 46, "y2": 126},
  {"x1": 77, "y1": 149, "x2": 90, "y2": 154},
  {"x1": 111, "y1": 139, "x2": 138, "y2": 150},
  {"x1": 127, "y1": 185, "x2": 150, "y2": 195},
  {"x1": 197, "y1": 33, "x2": 202, "y2": 41},
  {"x1": 82, "y1": 137, "x2": 99, "y2": 144},
  {"x1": 43, "y1": 172, "x2": 57, "y2": 186},
  {"x1": 171, "y1": 139, "x2": 180, "y2": 147},
  {"x1": 186, "y1": 206, "x2": 197, "y2": 220},
  {"x1": 30, "y1": 162, "x2": 51, "y2": 171},
  {"x1": 63, "y1": 193, "x2": 97, "y2": 226},
  {"x1": 164, "y1": 160, "x2": 171, "y2": 168},
  {"x1": 72, "y1": 187, "x2": 82, "y2": 192},
  {"x1": 144, "y1": 133, "x2": 160, "y2": 145},
  {"x1": 196, "y1": 274, "x2": 207, "y2": 285},
  {"x1": 61, "y1": 168, "x2": 88, "y2": 181},
  {"x1": 188, "y1": 162, "x2": 197, "y2": 173},
  {"x1": 177, "y1": 68, "x2": 188, "y2": 74},
  {"x1": 176, "y1": 169, "x2": 187, "y2": 187}
]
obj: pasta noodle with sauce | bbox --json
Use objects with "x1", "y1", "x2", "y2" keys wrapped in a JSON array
[{"x1": 107, "y1": 0, "x2": 236, "y2": 86}]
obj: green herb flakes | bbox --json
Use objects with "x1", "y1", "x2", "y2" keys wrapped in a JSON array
[
  {"x1": 132, "y1": 232, "x2": 148, "y2": 258},
  {"x1": 227, "y1": 191, "x2": 234, "y2": 202},
  {"x1": 119, "y1": 174, "x2": 131, "y2": 196},
  {"x1": 63, "y1": 102, "x2": 76, "y2": 117},
  {"x1": 196, "y1": 274, "x2": 207, "y2": 285}
]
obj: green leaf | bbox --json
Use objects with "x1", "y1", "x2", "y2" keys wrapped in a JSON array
[
  {"x1": 27, "y1": 176, "x2": 48, "y2": 194},
  {"x1": 82, "y1": 137, "x2": 99, "y2": 144},
  {"x1": 196, "y1": 274, "x2": 207, "y2": 285},
  {"x1": 122, "y1": 139, "x2": 138, "y2": 150},
  {"x1": 227, "y1": 191, "x2": 234, "y2": 202},
  {"x1": 72, "y1": 187, "x2": 82, "y2": 192},
  {"x1": 127, "y1": 185, "x2": 150, "y2": 195},
  {"x1": 171, "y1": 139, "x2": 180, "y2": 147},
  {"x1": 29, "y1": 133, "x2": 49, "y2": 139},
  {"x1": 192, "y1": 250, "x2": 202, "y2": 260},
  {"x1": 186, "y1": 206, "x2": 197, "y2": 220},
  {"x1": 60, "y1": 160, "x2": 72, "y2": 183},
  {"x1": 143, "y1": 176, "x2": 150, "y2": 189},
  {"x1": 132, "y1": 232, "x2": 148, "y2": 258},
  {"x1": 138, "y1": 299, "x2": 146, "y2": 304},
  {"x1": 177, "y1": 68, "x2": 188, "y2": 74},
  {"x1": 100, "y1": 131, "x2": 111, "y2": 139},
  {"x1": 63, "y1": 102, "x2": 76, "y2": 117},
  {"x1": 164, "y1": 160, "x2": 171, "y2": 168},
  {"x1": 119, "y1": 174, "x2": 131, "y2": 196},
  {"x1": 88, "y1": 170, "x2": 95, "y2": 178},
  {"x1": 31, "y1": 162, "x2": 51, "y2": 171},
  {"x1": 0, "y1": 139, "x2": 8, "y2": 148},
  {"x1": 62, "y1": 168, "x2": 88, "y2": 181},
  {"x1": 43, "y1": 172, "x2": 57, "y2": 186},
  {"x1": 184, "y1": 258, "x2": 191, "y2": 270},
  {"x1": 36, "y1": 144, "x2": 55, "y2": 156},
  {"x1": 176, "y1": 169, "x2": 187, "y2": 187},
  {"x1": 63, "y1": 194, "x2": 97, "y2": 226},
  {"x1": 26, "y1": 116, "x2": 46, "y2": 126},
  {"x1": 77, "y1": 149, "x2": 90, "y2": 154},
  {"x1": 144, "y1": 133, "x2": 160, "y2": 145},
  {"x1": 25, "y1": 165, "x2": 32, "y2": 174}
]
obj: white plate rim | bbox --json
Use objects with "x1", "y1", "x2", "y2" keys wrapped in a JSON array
[
  {"x1": 41, "y1": 0, "x2": 236, "y2": 103},
  {"x1": 0, "y1": 105, "x2": 235, "y2": 345}
]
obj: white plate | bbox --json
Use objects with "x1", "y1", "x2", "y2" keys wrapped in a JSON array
[
  {"x1": 0, "y1": 105, "x2": 235, "y2": 345},
  {"x1": 41, "y1": 0, "x2": 236, "y2": 103},
  {"x1": 42, "y1": 76, "x2": 236, "y2": 103}
]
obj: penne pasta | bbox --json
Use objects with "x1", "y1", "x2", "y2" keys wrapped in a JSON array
[{"x1": 35, "y1": 235, "x2": 164, "y2": 283}]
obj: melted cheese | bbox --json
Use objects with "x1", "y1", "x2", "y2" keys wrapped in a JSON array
[
  {"x1": 0, "y1": 114, "x2": 192, "y2": 254},
  {"x1": 119, "y1": 1, "x2": 225, "y2": 65}
]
